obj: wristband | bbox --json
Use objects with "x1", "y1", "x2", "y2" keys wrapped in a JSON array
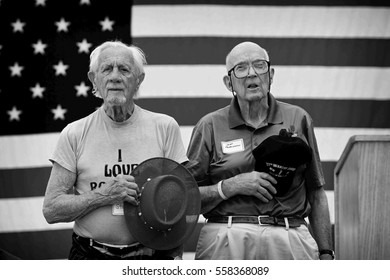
[
  {"x1": 319, "y1": 249, "x2": 334, "y2": 259},
  {"x1": 217, "y1": 180, "x2": 228, "y2": 200}
]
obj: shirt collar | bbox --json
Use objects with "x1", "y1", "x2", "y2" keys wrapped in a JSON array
[{"x1": 228, "y1": 92, "x2": 283, "y2": 129}]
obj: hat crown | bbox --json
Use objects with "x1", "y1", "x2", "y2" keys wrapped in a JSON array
[{"x1": 139, "y1": 174, "x2": 188, "y2": 231}]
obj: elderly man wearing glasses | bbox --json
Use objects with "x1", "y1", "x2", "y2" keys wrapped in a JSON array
[{"x1": 186, "y1": 41, "x2": 333, "y2": 260}]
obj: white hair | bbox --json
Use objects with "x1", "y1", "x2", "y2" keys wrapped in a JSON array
[{"x1": 89, "y1": 41, "x2": 147, "y2": 98}]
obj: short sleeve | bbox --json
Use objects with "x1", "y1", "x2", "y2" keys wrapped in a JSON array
[
  {"x1": 186, "y1": 119, "x2": 213, "y2": 186},
  {"x1": 164, "y1": 118, "x2": 188, "y2": 164},
  {"x1": 50, "y1": 124, "x2": 77, "y2": 173},
  {"x1": 303, "y1": 113, "x2": 325, "y2": 188}
]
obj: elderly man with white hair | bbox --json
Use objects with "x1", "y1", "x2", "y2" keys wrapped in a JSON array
[{"x1": 43, "y1": 41, "x2": 188, "y2": 260}]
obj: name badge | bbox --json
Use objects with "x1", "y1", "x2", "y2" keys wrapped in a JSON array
[
  {"x1": 221, "y1": 139, "x2": 245, "y2": 154},
  {"x1": 112, "y1": 203, "x2": 124, "y2": 216}
]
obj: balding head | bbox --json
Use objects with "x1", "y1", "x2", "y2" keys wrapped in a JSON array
[{"x1": 226, "y1": 41, "x2": 269, "y2": 71}]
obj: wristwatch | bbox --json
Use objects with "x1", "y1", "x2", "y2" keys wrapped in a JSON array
[{"x1": 319, "y1": 249, "x2": 335, "y2": 259}]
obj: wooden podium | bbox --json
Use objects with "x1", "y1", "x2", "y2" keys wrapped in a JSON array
[{"x1": 334, "y1": 135, "x2": 390, "y2": 259}]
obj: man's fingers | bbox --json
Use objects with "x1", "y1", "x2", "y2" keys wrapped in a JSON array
[
  {"x1": 254, "y1": 192, "x2": 270, "y2": 203},
  {"x1": 125, "y1": 195, "x2": 139, "y2": 206},
  {"x1": 260, "y1": 173, "x2": 277, "y2": 185},
  {"x1": 114, "y1": 174, "x2": 135, "y2": 182},
  {"x1": 257, "y1": 186, "x2": 273, "y2": 200}
]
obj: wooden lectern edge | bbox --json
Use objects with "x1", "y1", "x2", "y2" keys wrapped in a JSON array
[{"x1": 334, "y1": 134, "x2": 390, "y2": 176}]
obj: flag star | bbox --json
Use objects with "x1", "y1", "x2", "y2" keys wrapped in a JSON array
[
  {"x1": 7, "y1": 106, "x2": 22, "y2": 121},
  {"x1": 80, "y1": 0, "x2": 91, "y2": 5},
  {"x1": 30, "y1": 83, "x2": 46, "y2": 98},
  {"x1": 9, "y1": 62, "x2": 24, "y2": 77},
  {"x1": 51, "y1": 104, "x2": 67, "y2": 120},
  {"x1": 75, "y1": 81, "x2": 90, "y2": 97},
  {"x1": 53, "y1": 61, "x2": 69, "y2": 76},
  {"x1": 100, "y1": 17, "x2": 115, "y2": 31},
  {"x1": 11, "y1": 19, "x2": 26, "y2": 33},
  {"x1": 32, "y1": 40, "x2": 47, "y2": 55},
  {"x1": 77, "y1": 39, "x2": 92, "y2": 54},
  {"x1": 55, "y1": 18, "x2": 70, "y2": 32},
  {"x1": 35, "y1": 0, "x2": 47, "y2": 6}
]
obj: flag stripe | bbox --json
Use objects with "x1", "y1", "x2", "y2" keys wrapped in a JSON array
[
  {"x1": 0, "y1": 229, "x2": 73, "y2": 260},
  {"x1": 132, "y1": 6, "x2": 390, "y2": 38},
  {"x1": 2, "y1": 127, "x2": 390, "y2": 170},
  {"x1": 0, "y1": 161, "x2": 338, "y2": 200},
  {"x1": 134, "y1": 37, "x2": 390, "y2": 67},
  {"x1": 137, "y1": 99, "x2": 390, "y2": 128},
  {"x1": 134, "y1": 0, "x2": 390, "y2": 6},
  {"x1": 139, "y1": 66, "x2": 390, "y2": 100},
  {"x1": 0, "y1": 226, "x2": 203, "y2": 260},
  {"x1": 0, "y1": 191, "x2": 335, "y2": 234},
  {"x1": 2, "y1": 98, "x2": 389, "y2": 136}
]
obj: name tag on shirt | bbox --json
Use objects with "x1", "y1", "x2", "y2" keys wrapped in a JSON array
[
  {"x1": 112, "y1": 203, "x2": 124, "y2": 215},
  {"x1": 221, "y1": 139, "x2": 245, "y2": 154}
]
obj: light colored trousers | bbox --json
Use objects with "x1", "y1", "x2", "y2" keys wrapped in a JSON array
[{"x1": 195, "y1": 222, "x2": 319, "y2": 260}]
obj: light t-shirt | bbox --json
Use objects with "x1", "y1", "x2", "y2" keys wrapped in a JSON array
[{"x1": 51, "y1": 105, "x2": 188, "y2": 244}]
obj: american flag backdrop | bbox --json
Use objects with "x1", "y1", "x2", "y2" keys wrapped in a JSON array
[{"x1": 0, "y1": 0, "x2": 390, "y2": 259}]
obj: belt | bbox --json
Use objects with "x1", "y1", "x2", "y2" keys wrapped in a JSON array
[
  {"x1": 207, "y1": 216, "x2": 306, "y2": 228},
  {"x1": 73, "y1": 233, "x2": 148, "y2": 256}
]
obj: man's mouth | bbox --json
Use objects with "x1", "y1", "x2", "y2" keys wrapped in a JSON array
[{"x1": 247, "y1": 83, "x2": 259, "y2": 89}]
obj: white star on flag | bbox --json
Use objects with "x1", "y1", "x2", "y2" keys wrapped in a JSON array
[
  {"x1": 11, "y1": 19, "x2": 25, "y2": 33},
  {"x1": 35, "y1": 0, "x2": 47, "y2": 6},
  {"x1": 55, "y1": 18, "x2": 70, "y2": 32},
  {"x1": 100, "y1": 17, "x2": 114, "y2": 31},
  {"x1": 7, "y1": 106, "x2": 22, "y2": 121},
  {"x1": 75, "y1": 81, "x2": 90, "y2": 97},
  {"x1": 32, "y1": 40, "x2": 47, "y2": 55},
  {"x1": 80, "y1": 0, "x2": 91, "y2": 5},
  {"x1": 30, "y1": 83, "x2": 46, "y2": 99},
  {"x1": 53, "y1": 61, "x2": 69, "y2": 76},
  {"x1": 51, "y1": 104, "x2": 67, "y2": 120},
  {"x1": 9, "y1": 62, "x2": 24, "y2": 77},
  {"x1": 76, "y1": 39, "x2": 92, "y2": 54}
]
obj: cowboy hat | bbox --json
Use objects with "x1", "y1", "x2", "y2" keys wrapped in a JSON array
[
  {"x1": 252, "y1": 129, "x2": 312, "y2": 196},
  {"x1": 124, "y1": 157, "x2": 200, "y2": 250}
]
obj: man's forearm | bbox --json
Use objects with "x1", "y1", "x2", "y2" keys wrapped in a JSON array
[{"x1": 308, "y1": 188, "x2": 333, "y2": 252}]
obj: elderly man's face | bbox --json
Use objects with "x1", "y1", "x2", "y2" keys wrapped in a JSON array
[
  {"x1": 94, "y1": 46, "x2": 139, "y2": 106},
  {"x1": 227, "y1": 43, "x2": 273, "y2": 103}
]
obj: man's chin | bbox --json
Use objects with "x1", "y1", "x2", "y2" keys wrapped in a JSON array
[{"x1": 106, "y1": 96, "x2": 127, "y2": 106}]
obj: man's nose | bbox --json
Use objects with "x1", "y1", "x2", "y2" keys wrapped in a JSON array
[
  {"x1": 247, "y1": 65, "x2": 257, "y2": 76},
  {"x1": 109, "y1": 67, "x2": 121, "y2": 82}
]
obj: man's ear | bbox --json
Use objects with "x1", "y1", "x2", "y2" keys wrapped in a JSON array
[
  {"x1": 88, "y1": 71, "x2": 95, "y2": 86},
  {"x1": 223, "y1": 75, "x2": 232, "y2": 91},
  {"x1": 269, "y1": 68, "x2": 275, "y2": 85},
  {"x1": 137, "y1": 72, "x2": 145, "y2": 86}
]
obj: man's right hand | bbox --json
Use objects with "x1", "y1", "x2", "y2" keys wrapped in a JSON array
[
  {"x1": 223, "y1": 171, "x2": 277, "y2": 202},
  {"x1": 97, "y1": 175, "x2": 140, "y2": 205}
]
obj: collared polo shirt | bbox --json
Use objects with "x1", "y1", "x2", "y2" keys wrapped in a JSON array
[{"x1": 186, "y1": 93, "x2": 325, "y2": 218}]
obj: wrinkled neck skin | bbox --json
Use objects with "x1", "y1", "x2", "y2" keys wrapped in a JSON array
[
  {"x1": 238, "y1": 95, "x2": 269, "y2": 128},
  {"x1": 103, "y1": 102, "x2": 134, "y2": 123}
]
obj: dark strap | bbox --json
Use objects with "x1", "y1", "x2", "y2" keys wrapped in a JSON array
[{"x1": 207, "y1": 216, "x2": 306, "y2": 228}]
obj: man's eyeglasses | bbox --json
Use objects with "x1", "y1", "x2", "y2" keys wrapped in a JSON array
[{"x1": 228, "y1": 60, "x2": 270, "y2": 79}]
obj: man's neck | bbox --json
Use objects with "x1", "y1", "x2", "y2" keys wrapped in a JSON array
[
  {"x1": 238, "y1": 96, "x2": 269, "y2": 129},
  {"x1": 104, "y1": 103, "x2": 134, "y2": 122}
]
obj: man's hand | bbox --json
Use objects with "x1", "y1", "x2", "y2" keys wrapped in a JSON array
[
  {"x1": 97, "y1": 175, "x2": 139, "y2": 205},
  {"x1": 223, "y1": 171, "x2": 277, "y2": 202}
]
